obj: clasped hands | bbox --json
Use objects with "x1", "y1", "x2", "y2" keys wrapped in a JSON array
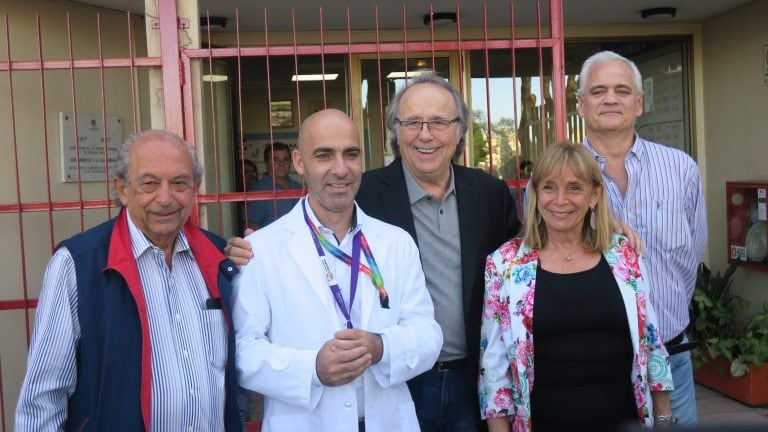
[{"x1": 316, "y1": 329, "x2": 383, "y2": 387}]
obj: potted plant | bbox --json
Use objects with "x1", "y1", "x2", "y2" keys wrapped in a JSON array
[{"x1": 688, "y1": 260, "x2": 768, "y2": 406}]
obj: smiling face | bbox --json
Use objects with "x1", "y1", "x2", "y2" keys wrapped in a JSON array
[
  {"x1": 114, "y1": 135, "x2": 199, "y2": 252},
  {"x1": 536, "y1": 164, "x2": 600, "y2": 238},
  {"x1": 578, "y1": 59, "x2": 643, "y2": 136},
  {"x1": 293, "y1": 109, "x2": 362, "y2": 226},
  {"x1": 395, "y1": 82, "x2": 461, "y2": 187}
]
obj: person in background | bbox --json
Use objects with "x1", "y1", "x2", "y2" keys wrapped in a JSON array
[
  {"x1": 232, "y1": 109, "x2": 442, "y2": 431},
  {"x1": 246, "y1": 141, "x2": 303, "y2": 229},
  {"x1": 479, "y1": 141, "x2": 673, "y2": 432},
  {"x1": 15, "y1": 130, "x2": 241, "y2": 431},
  {"x1": 243, "y1": 159, "x2": 260, "y2": 188},
  {"x1": 577, "y1": 50, "x2": 707, "y2": 426}
]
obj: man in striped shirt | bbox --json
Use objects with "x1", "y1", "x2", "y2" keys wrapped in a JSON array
[
  {"x1": 15, "y1": 130, "x2": 242, "y2": 431},
  {"x1": 578, "y1": 51, "x2": 708, "y2": 427}
]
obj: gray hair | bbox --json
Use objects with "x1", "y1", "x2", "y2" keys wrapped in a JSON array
[
  {"x1": 112, "y1": 129, "x2": 203, "y2": 206},
  {"x1": 385, "y1": 70, "x2": 469, "y2": 161},
  {"x1": 577, "y1": 51, "x2": 644, "y2": 96}
]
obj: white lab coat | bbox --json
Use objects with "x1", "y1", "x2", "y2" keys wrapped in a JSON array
[{"x1": 233, "y1": 201, "x2": 442, "y2": 432}]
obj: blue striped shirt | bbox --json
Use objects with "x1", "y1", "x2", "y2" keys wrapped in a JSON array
[
  {"x1": 15, "y1": 213, "x2": 228, "y2": 431},
  {"x1": 584, "y1": 135, "x2": 708, "y2": 342}
]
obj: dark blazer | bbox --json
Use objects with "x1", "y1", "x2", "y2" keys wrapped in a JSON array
[{"x1": 356, "y1": 158, "x2": 521, "y2": 371}]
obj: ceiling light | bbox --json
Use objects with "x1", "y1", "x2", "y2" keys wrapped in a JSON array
[
  {"x1": 641, "y1": 7, "x2": 677, "y2": 20},
  {"x1": 386, "y1": 71, "x2": 428, "y2": 79},
  {"x1": 422, "y1": 12, "x2": 457, "y2": 27},
  {"x1": 202, "y1": 74, "x2": 228, "y2": 82},
  {"x1": 291, "y1": 74, "x2": 339, "y2": 82}
]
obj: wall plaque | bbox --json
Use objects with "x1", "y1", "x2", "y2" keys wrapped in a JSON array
[{"x1": 59, "y1": 113, "x2": 123, "y2": 182}]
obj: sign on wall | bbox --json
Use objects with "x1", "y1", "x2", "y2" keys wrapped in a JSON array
[{"x1": 59, "y1": 113, "x2": 123, "y2": 183}]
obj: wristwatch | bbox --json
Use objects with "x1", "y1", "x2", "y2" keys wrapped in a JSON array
[{"x1": 653, "y1": 414, "x2": 677, "y2": 427}]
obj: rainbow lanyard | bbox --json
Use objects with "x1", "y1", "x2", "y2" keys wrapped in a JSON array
[{"x1": 302, "y1": 199, "x2": 389, "y2": 328}]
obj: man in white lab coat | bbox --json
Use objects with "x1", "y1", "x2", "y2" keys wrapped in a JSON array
[{"x1": 232, "y1": 109, "x2": 443, "y2": 432}]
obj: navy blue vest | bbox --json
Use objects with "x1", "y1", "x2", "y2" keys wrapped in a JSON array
[{"x1": 60, "y1": 216, "x2": 241, "y2": 431}]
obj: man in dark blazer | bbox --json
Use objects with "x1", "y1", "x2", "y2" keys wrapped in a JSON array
[{"x1": 356, "y1": 72, "x2": 521, "y2": 432}]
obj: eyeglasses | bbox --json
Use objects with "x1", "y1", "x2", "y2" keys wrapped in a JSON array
[{"x1": 395, "y1": 118, "x2": 459, "y2": 134}]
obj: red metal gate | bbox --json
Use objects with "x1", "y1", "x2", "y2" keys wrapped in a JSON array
[{"x1": 0, "y1": 1, "x2": 565, "y2": 429}]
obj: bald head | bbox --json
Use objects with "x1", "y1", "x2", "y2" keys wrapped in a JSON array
[
  {"x1": 292, "y1": 109, "x2": 362, "y2": 229},
  {"x1": 298, "y1": 108, "x2": 358, "y2": 151}
]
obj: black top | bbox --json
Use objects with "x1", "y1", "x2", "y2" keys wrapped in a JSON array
[{"x1": 531, "y1": 255, "x2": 637, "y2": 432}]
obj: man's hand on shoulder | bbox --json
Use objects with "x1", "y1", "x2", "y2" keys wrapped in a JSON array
[
  {"x1": 612, "y1": 219, "x2": 645, "y2": 255},
  {"x1": 224, "y1": 229, "x2": 255, "y2": 267}
]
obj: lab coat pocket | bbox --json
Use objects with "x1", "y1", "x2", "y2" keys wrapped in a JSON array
[{"x1": 368, "y1": 307, "x2": 399, "y2": 332}]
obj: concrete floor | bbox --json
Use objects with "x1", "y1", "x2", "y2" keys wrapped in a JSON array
[{"x1": 697, "y1": 384, "x2": 768, "y2": 426}]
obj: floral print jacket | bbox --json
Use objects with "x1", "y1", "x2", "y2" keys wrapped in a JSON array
[{"x1": 478, "y1": 234, "x2": 674, "y2": 431}]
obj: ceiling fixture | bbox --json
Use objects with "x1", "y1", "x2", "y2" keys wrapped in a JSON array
[
  {"x1": 422, "y1": 12, "x2": 457, "y2": 27},
  {"x1": 202, "y1": 74, "x2": 228, "y2": 82},
  {"x1": 291, "y1": 74, "x2": 339, "y2": 82},
  {"x1": 640, "y1": 7, "x2": 677, "y2": 20},
  {"x1": 386, "y1": 70, "x2": 428, "y2": 79}
]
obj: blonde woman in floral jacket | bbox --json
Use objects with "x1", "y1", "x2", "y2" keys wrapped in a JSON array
[{"x1": 478, "y1": 142, "x2": 674, "y2": 432}]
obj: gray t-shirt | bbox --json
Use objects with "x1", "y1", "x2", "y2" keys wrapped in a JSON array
[{"x1": 403, "y1": 164, "x2": 465, "y2": 361}]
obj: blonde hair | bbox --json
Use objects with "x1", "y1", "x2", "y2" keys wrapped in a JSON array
[{"x1": 522, "y1": 141, "x2": 612, "y2": 252}]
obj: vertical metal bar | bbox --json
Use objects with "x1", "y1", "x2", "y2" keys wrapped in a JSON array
[
  {"x1": 5, "y1": 14, "x2": 32, "y2": 346},
  {"x1": 290, "y1": 10, "x2": 304, "y2": 190},
  {"x1": 319, "y1": 7, "x2": 327, "y2": 106},
  {"x1": 374, "y1": 6, "x2": 386, "y2": 161},
  {"x1": 481, "y1": 3, "x2": 494, "y2": 177},
  {"x1": 263, "y1": 8, "x2": 278, "y2": 221},
  {"x1": 236, "y1": 9, "x2": 249, "y2": 224},
  {"x1": 204, "y1": 11, "x2": 223, "y2": 233},
  {"x1": 535, "y1": 1, "x2": 547, "y2": 149},
  {"x1": 180, "y1": 52, "x2": 199, "y2": 226},
  {"x1": 345, "y1": 7, "x2": 353, "y2": 121},
  {"x1": 181, "y1": 52, "x2": 195, "y2": 145},
  {"x1": 427, "y1": 4, "x2": 435, "y2": 70},
  {"x1": 66, "y1": 13, "x2": 85, "y2": 231},
  {"x1": 35, "y1": 15, "x2": 55, "y2": 252},
  {"x1": 455, "y1": 4, "x2": 468, "y2": 166},
  {"x1": 96, "y1": 13, "x2": 112, "y2": 220},
  {"x1": 550, "y1": 0, "x2": 566, "y2": 140},
  {"x1": 291, "y1": 9, "x2": 303, "y2": 126},
  {"x1": 401, "y1": 5, "x2": 409, "y2": 79},
  {"x1": 158, "y1": 0, "x2": 184, "y2": 134},
  {"x1": 126, "y1": 11, "x2": 138, "y2": 133},
  {"x1": 454, "y1": 3, "x2": 464, "y2": 96},
  {"x1": 510, "y1": 1, "x2": 525, "y2": 220}
]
